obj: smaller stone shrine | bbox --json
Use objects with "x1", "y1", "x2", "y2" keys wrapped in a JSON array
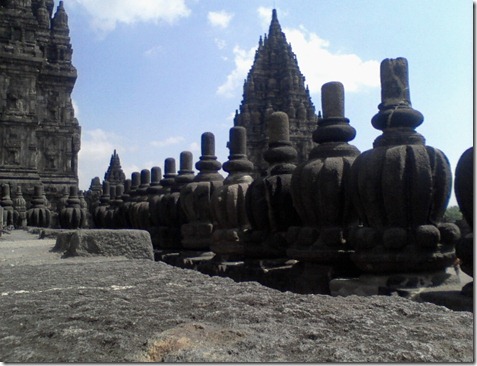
[
  {"x1": 180, "y1": 132, "x2": 224, "y2": 250},
  {"x1": 210, "y1": 126, "x2": 254, "y2": 260},
  {"x1": 287, "y1": 81, "x2": 360, "y2": 273},
  {"x1": 348, "y1": 57, "x2": 460, "y2": 273},
  {"x1": 244, "y1": 111, "x2": 301, "y2": 259},
  {"x1": 157, "y1": 153, "x2": 194, "y2": 250}
]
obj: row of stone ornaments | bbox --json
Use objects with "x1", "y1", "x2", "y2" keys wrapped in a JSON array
[
  {"x1": 0, "y1": 183, "x2": 89, "y2": 232},
  {"x1": 81, "y1": 57, "x2": 472, "y2": 276}
]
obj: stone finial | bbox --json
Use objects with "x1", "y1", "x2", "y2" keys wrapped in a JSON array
[
  {"x1": 263, "y1": 112, "x2": 297, "y2": 174},
  {"x1": 52, "y1": 0, "x2": 68, "y2": 32},
  {"x1": 223, "y1": 127, "x2": 254, "y2": 178},
  {"x1": 379, "y1": 57, "x2": 411, "y2": 108},
  {"x1": 160, "y1": 158, "x2": 177, "y2": 190},
  {"x1": 322, "y1": 81, "x2": 344, "y2": 119},
  {"x1": 372, "y1": 58, "x2": 423, "y2": 132},
  {"x1": 175, "y1": 152, "x2": 195, "y2": 187},
  {"x1": 150, "y1": 166, "x2": 162, "y2": 186},
  {"x1": 312, "y1": 82, "x2": 356, "y2": 145},
  {"x1": 194, "y1": 132, "x2": 223, "y2": 182},
  {"x1": 268, "y1": 111, "x2": 290, "y2": 143}
]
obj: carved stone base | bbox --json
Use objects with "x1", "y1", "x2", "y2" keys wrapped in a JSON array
[
  {"x1": 351, "y1": 245, "x2": 456, "y2": 273},
  {"x1": 156, "y1": 226, "x2": 182, "y2": 250},
  {"x1": 210, "y1": 228, "x2": 244, "y2": 261},
  {"x1": 243, "y1": 230, "x2": 288, "y2": 259},
  {"x1": 181, "y1": 222, "x2": 214, "y2": 250},
  {"x1": 286, "y1": 226, "x2": 357, "y2": 273}
]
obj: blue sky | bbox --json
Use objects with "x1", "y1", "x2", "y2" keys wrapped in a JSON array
[{"x1": 62, "y1": 0, "x2": 473, "y2": 205}]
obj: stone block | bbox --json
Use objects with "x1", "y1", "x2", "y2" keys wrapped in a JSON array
[{"x1": 53, "y1": 229, "x2": 154, "y2": 260}]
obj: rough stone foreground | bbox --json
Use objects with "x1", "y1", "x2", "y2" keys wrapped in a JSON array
[{"x1": 0, "y1": 231, "x2": 473, "y2": 363}]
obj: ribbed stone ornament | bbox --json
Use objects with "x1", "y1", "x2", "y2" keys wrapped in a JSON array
[
  {"x1": 1, "y1": 183, "x2": 15, "y2": 227},
  {"x1": 13, "y1": 186, "x2": 27, "y2": 228},
  {"x1": 287, "y1": 82, "x2": 360, "y2": 268},
  {"x1": 93, "y1": 180, "x2": 110, "y2": 228},
  {"x1": 210, "y1": 127, "x2": 254, "y2": 259},
  {"x1": 59, "y1": 186, "x2": 86, "y2": 229},
  {"x1": 158, "y1": 153, "x2": 195, "y2": 249},
  {"x1": 244, "y1": 112, "x2": 301, "y2": 258},
  {"x1": 454, "y1": 147, "x2": 473, "y2": 297},
  {"x1": 181, "y1": 132, "x2": 224, "y2": 250},
  {"x1": 27, "y1": 184, "x2": 51, "y2": 228},
  {"x1": 349, "y1": 58, "x2": 459, "y2": 273},
  {"x1": 130, "y1": 169, "x2": 151, "y2": 230}
]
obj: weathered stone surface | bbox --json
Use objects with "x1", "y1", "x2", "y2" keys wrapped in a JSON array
[
  {"x1": 53, "y1": 229, "x2": 154, "y2": 260},
  {"x1": 0, "y1": 1, "x2": 81, "y2": 208},
  {"x1": 211, "y1": 126, "x2": 254, "y2": 259},
  {"x1": 181, "y1": 132, "x2": 224, "y2": 250},
  {"x1": 0, "y1": 231, "x2": 473, "y2": 362},
  {"x1": 288, "y1": 82, "x2": 360, "y2": 268},
  {"x1": 244, "y1": 111, "x2": 301, "y2": 258},
  {"x1": 349, "y1": 58, "x2": 459, "y2": 273}
]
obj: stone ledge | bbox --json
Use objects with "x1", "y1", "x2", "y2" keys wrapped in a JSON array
[{"x1": 52, "y1": 229, "x2": 154, "y2": 260}]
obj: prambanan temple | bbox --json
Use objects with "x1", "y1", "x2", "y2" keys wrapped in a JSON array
[
  {"x1": 0, "y1": 2, "x2": 473, "y2": 301},
  {"x1": 234, "y1": 9, "x2": 317, "y2": 175},
  {"x1": 0, "y1": 0, "x2": 80, "y2": 210}
]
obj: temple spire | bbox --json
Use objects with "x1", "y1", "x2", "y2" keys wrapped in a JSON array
[{"x1": 234, "y1": 7, "x2": 317, "y2": 176}]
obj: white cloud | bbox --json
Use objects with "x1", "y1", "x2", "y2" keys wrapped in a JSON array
[
  {"x1": 257, "y1": 6, "x2": 273, "y2": 30},
  {"x1": 216, "y1": 45, "x2": 256, "y2": 98},
  {"x1": 217, "y1": 26, "x2": 379, "y2": 98},
  {"x1": 150, "y1": 136, "x2": 185, "y2": 148},
  {"x1": 207, "y1": 10, "x2": 233, "y2": 29},
  {"x1": 214, "y1": 38, "x2": 227, "y2": 50},
  {"x1": 70, "y1": 0, "x2": 191, "y2": 33},
  {"x1": 189, "y1": 142, "x2": 200, "y2": 152},
  {"x1": 283, "y1": 26, "x2": 380, "y2": 93}
]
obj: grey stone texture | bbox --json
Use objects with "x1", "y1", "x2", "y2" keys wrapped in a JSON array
[
  {"x1": 244, "y1": 111, "x2": 301, "y2": 258},
  {"x1": 210, "y1": 126, "x2": 254, "y2": 259},
  {"x1": 349, "y1": 58, "x2": 459, "y2": 273},
  {"x1": 52, "y1": 229, "x2": 154, "y2": 260},
  {"x1": 454, "y1": 146, "x2": 473, "y2": 296},
  {"x1": 288, "y1": 81, "x2": 360, "y2": 270},
  {"x1": 180, "y1": 132, "x2": 224, "y2": 250},
  {"x1": 0, "y1": 0, "x2": 81, "y2": 209},
  {"x1": 0, "y1": 231, "x2": 473, "y2": 362}
]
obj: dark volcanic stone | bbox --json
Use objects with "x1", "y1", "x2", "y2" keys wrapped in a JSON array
[
  {"x1": 53, "y1": 229, "x2": 154, "y2": 260},
  {"x1": 0, "y1": 234, "x2": 472, "y2": 362}
]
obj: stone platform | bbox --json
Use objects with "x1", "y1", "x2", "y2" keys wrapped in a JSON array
[{"x1": 0, "y1": 229, "x2": 473, "y2": 362}]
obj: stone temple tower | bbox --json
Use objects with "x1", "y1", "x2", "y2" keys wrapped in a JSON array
[
  {"x1": 234, "y1": 9, "x2": 317, "y2": 175},
  {"x1": 0, "y1": 0, "x2": 81, "y2": 209}
]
